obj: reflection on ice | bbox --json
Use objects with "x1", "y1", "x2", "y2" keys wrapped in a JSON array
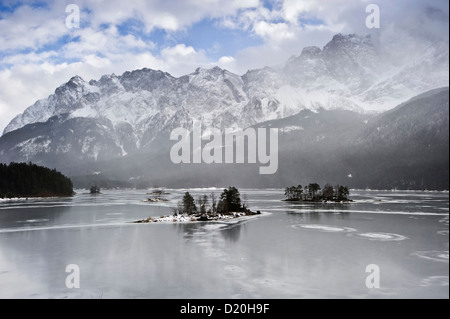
[
  {"x1": 348, "y1": 232, "x2": 407, "y2": 241},
  {"x1": 439, "y1": 216, "x2": 449, "y2": 226},
  {"x1": 173, "y1": 220, "x2": 245, "y2": 243},
  {"x1": 18, "y1": 219, "x2": 50, "y2": 223},
  {"x1": 412, "y1": 251, "x2": 449, "y2": 263},
  {"x1": 292, "y1": 224, "x2": 356, "y2": 233},
  {"x1": 0, "y1": 189, "x2": 448, "y2": 299},
  {"x1": 420, "y1": 276, "x2": 449, "y2": 287}
]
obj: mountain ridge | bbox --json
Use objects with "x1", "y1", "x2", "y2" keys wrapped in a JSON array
[
  {"x1": 0, "y1": 33, "x2": 448, "y2": 189},
  {"x1": 4, "y1": 33, "x2": 448, "y2": 137},
  {"x1": 0, "y1": 87, "x2": 448, "y2": 190}
]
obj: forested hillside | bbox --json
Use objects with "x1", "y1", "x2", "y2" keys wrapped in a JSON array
[{"x1": 0, "y1": 162, "x2": 73, "y2": 198}]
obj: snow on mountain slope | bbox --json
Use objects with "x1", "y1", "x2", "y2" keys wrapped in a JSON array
[{"x1": 1, "y1": 33, "x2": 448, "y2": 165}]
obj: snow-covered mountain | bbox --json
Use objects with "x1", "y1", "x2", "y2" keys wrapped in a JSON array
[{"x1": 1, "y1": 33, "x2": 448, "y2": 174}]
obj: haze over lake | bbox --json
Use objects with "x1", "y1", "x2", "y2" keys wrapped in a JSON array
[{"x1": 0, "y1": 189, "x2": 448, "y2": 299}]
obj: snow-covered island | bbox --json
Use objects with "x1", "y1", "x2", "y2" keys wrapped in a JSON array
[
  {"x1": 135, "y1": 187, "x2": 261, "y2": 223},
  {"x1": 135, "y1": 211, "x2": 261, "y2": 223}
]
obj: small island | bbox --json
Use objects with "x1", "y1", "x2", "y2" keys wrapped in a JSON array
[
  {"x1": 146, "y1": 189, "x2": 170, "y2": 196},
  {"x1": 0, "y1": 162, "x2": 74, "y2": 199},
  {"x1": 90, "y1": 185, "x2": 101, "y2": 194},
  {"x1": 136, "y1": 187, "x2": 261, "y2": 223},
  {"x1": 143, "y1": 197, "x2": 169, "y2": 203},
  {"x1": 143, "y1": 188, "x2": 170, "y2": 203},
  {"x1": 284, "y1": 183, "x2": 352, "y2": 202}
]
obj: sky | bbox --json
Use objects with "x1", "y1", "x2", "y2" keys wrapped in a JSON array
[{"x1": 0, "y1": 0, "x2": 448, "y2": 134}]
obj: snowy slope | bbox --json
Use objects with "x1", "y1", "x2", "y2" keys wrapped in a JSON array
[{"x1": 1, "y1": 33, "x2": 448, "y2": 165}]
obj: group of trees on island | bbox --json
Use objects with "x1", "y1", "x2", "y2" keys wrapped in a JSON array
[
  {"x1": 284, "y1": 183, "x2": 350, "y2": 202},
  {"x1": 174, "y1": 186, "x2": 252, "y2": 216},
  {"x1": 0, "y1": 162, "x2": 73, "y2": 199}
]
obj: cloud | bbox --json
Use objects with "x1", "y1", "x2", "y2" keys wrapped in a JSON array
[
  {"x1": 0, "y1": 3, "x2": 69, "y2": 52},
  {"x1": 218, "y1": 56, "x2": 234, "y2": 64},
  {"x1": 75, "y1": 0, "x2": 261, "y2": 33},
  {"x1": 61, "y1": 26, "x2": 154, "y2": 61},
  {"x1": 281, "y1": 0, "x2": 318, "y2": 24},
  {"x1": 253, "y1": 21, "x2": 295, "y2": 43},
  {"x1": 159, "y1": 44, "x2": 210, "y2": 75},
  {"x1": 0, "y1": 0, "x2": 448, "y2": 134},
  {"x1": 0, "y1": 51, "x2": 59, "y2": 65}
]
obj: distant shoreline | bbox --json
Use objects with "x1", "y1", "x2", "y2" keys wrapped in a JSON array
[
  {"x1": 73, "y1": 187, "x2": 450, "y2": 193},
  {"x1": 282, "y1": 199, "x2": 354, "y2": 203},
  {"x1": 0, "y1": 195, "x2": 71, "y2": 202}
]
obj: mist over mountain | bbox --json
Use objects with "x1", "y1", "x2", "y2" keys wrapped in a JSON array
[{"x1": 0, "y1": 33, "x2": 448, "y2": 190}]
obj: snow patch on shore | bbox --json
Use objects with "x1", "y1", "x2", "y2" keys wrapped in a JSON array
[{"x1": 136, "y1": 212, "x2": 269, "y2": 224}]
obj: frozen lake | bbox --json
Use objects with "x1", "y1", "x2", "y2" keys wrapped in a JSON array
[{"x1": 0, "y1": 189, "x2": 448, "y2": 299}]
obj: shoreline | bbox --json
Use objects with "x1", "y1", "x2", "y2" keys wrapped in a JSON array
[
  {"x1": 283, "y1": 199, "x2": 354, "y2": 203},
  {"x1": 135, "y1": 211, "x2": 265, "y2": 224},
  {"x1": 0, "y1": 194, "x2": 74, "y2": 202},
  {"x1": 75, "y1": 188, "x2": 449, "y2": 193}
]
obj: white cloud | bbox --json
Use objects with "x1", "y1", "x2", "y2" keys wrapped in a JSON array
[
  {"x1": 0, "y1": 51, "x2": 58, "y2": 65},
  {"x1": 217, "y1": 5, "x2": 277, "y2": 30},
  {"x1": 62, "y1": 26, "x2": 154, "y2": 61},
  {"x1": 159, "y1": 44, "x2": 211, "y2": 75},
  {"x1": 0, "y1": 3, "x2": 69, "y2": 51},
  {"x1": 76, "y1": 0, "x2": 261, "y2": 33},
  {"x1": 162, "y1": 44, "x2": 197, "y2": 57},
  {"x1": 218, "y1": 56, "x2": 234, "y2": 64},
  {"x1": 281, "y1": 0, "x2": 318, "y2": 24},
  {"x1": 253, "y1": 21, "x2": 295, "y2": 42},
  {"x1": 0, "y1": 0, "x2": 448, "y2": 135}
]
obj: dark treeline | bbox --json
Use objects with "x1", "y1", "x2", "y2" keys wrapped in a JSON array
[
  {"x1": 285, "y1": 183, "x2": 350, "y2": 202},
  {"x1": 0, "y1": 162, "x2": 73, "y2": 198},
  {"x1": 174, "y1": 187, "x2": 252, "y2": 216}
]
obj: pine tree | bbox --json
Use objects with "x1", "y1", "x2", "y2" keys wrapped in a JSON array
[
  {"x1": 322, "y1": 184, "x2": 335, "y2": 201},
  {"x1": 0, "y1": 162, "x2": 73, "y2": 198},
  {"x1": 219, "y1": 187, "x2": 242, "y2": 213},
  {"x1": 182, "y1": 192, "x2": 197, "y2": 215}
]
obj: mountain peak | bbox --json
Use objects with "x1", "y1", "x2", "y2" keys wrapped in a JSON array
[
  {"x1": 300, "y1": 46, "x2": 322, "y2": 59},
  {"x1": 63, "y1": 75, "x2": 86, "y2": 88},
  {"x1": 99, "y1": 73, "x2": 118, "y2": 81},
  {"x1": 2, "y1": 32, "x2": 448, "y2": 139},
  {"x1": 331, "y1": 33, "x2": 369, "y2": 42},
  {"x1": 54, "y1": 75, "x2": 87, "y2": 95},
  {"x1": 192, "y1": 66, "x2": 226, "y2": 81},
  {"x1": 122, "y1": 68, "x2": 170, "y2": 78},
  {"x1": 69, "y1": 75, "x2": 84, "y2": 83},
  {"x1": 321, "y1": 33, "x2": 377, "y2": 82},
  {"x1": 194, "y1": 66, "x2": 223, "y2": 74},
  {"x1": 331, "y1": 33, "x2": 349, "y2": 41},
  {"x1": 325, "y1": 33, "x2": 372, "y2": 51}
]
